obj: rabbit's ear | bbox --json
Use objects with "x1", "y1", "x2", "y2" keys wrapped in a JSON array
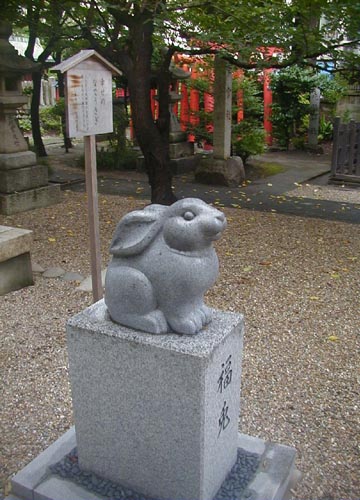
[{"x1": 110, "y1": 210, "x2": 163, "y2": 256}]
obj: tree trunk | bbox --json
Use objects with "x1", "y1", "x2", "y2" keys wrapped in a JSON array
[
  {"x1": 31, "y1": 70, "x2": 47, "y2": 157},
  {"x1": 127, "y1": 10, "x2": 176, "y2": 205},
  {"x1": 57, "y1": 69, "x2": 72, "y2": 152}
]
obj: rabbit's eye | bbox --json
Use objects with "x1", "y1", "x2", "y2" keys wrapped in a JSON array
[{"x1": 183, "y1": 211, "x2": 195, "y2": 221}]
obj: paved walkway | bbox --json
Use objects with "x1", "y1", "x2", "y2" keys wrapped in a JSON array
[{"x1": 46, "y1": 140, "x2": 360, "y2": 224}]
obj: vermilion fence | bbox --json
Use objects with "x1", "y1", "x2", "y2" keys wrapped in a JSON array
[{"x1": 117, "y1": 62, "x2": 275, "y2": 146}]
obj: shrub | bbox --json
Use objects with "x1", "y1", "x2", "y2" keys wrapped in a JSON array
[
  {"x1": 232, "y1": 122, "x2": 266, "y2": 164},
  {"x1": 270, "y1": 66, "x2": 345, "y2": 149},
  {"x1": 39, "y1": 105, "x2": 62, "y2": 135},
  {"x1": 78, "y1": 145, "x2": 139, "y2": 171}
]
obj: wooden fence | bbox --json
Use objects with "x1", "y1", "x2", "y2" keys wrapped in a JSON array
[{"x1": 331, "y1": 117, "x2": 360, "y2": 184}]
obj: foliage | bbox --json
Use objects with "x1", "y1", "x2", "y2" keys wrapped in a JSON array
[
  {"x1": 270, "y1": 66, "x2": 345, "y2": 149},
  {"x1": 318, "y1": 115, "x2": 333, "y2": 142},
  {"x1": 232, "y1": 122, "x2": 266, "y2": 164},
  {"x1": 78, "y1": 146, "x2": 139, "y2": 171},
  {"x1": 232, "y1": 75, "x2": 266, "y2": 163},
  {"x1": 39, "y1": 106, "x2": 62, "y2": 135},
  {"x1": 17, "y1": 113, "x2": 32, "y2": 133}
]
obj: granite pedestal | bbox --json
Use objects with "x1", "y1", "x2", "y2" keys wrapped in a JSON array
[{"x1": 66, "y1": 300, "x2": 244, "y2": 500}]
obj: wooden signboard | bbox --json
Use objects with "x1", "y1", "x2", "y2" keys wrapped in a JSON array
[
  {"x1": 66, "y1": 61, "x2": 113, "y2": 138},
  {"x1": 52, "y1": 51, "x2": 121, "y2": 302}
]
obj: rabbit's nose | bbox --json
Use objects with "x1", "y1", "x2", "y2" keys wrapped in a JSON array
[{"x1": 214, "y1": 213, "x2": 227, "y2": 232}]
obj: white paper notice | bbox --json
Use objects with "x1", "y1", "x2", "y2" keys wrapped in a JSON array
[{"x1": 66, "y1": 69, "x2": 113, "y2": 138}]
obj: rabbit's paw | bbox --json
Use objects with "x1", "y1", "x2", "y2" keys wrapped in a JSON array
[
  {"x1": 198, "y1": 305, "x2": 212, "y2": 326},
  {"x1": 168, "y1": 309, "x2": 208, "y2": 335},
  {"x1": 117, "y1": 310, "x2": 168, "y2": 334},
  {"x1": 144, "y1": 310, "x2": 169, "y2": 334}
]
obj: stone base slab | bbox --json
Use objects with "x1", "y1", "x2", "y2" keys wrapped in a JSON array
[
  {"x1": 0, "y1": 164, "x2": 49, "y2": 193},
  {"x1": 170, "y1": 155, "x2": 201, "y2": 174},
  {"x1": 195, "y1": 156, "x2": 245, "y2": 187},
  {"x1": 136, "y1": 153, "x2": 199, "y2": 174},
  {"x1": 0, "y1": 184, "x2": 61, "y2": 215},
  {"x1": 169, "y1": 141, "x2": 194, "y2": 159},
  {"x1": 8, "y1": 428, "x2": 300, "y2": 500}
]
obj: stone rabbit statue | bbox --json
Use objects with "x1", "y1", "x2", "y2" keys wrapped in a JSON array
[{"x1": 105, "y1": 198, "x2": 226, "y2": 335}]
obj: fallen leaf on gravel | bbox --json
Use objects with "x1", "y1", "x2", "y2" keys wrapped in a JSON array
[
  {"x1": 243, "y1": 266, "x2": 253, "y2": 272},
  {"x1": 309, "y1": 296, "x2": 320, "y2": 300},
  {"x1": 259, "y1": 261, "x2": 272, "y2": 266},
  {"x1": 327, "y1": 335, "x2": 339, "y2": 342},
  {"x1": 331, "y1": 273, "x2": 340, "y2": 279},
  {"x1": 48, "y1": 237, "x2": 56, "y2": 243}
]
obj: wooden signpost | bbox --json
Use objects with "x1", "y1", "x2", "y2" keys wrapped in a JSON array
[{"x1": 53, "y1": 50, "x2": 121, "y2": 302}]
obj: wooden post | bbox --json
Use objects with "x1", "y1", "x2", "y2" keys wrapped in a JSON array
[
  {"x1": 84, "y1": 135, "x2": 103, "y2": 302},
  {"x1": 263, "y1": 68, "x2": 273, "y2": 146},
  {"x1": 51, "y1": 51, "x2": 122, "y2": 302}
]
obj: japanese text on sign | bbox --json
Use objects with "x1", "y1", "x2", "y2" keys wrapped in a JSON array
[{"x1": 66, "y1": 69, "x2": 113, "y2": 138}]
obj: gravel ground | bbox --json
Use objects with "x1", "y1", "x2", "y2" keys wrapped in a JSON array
[
  {"x1": 286, "y1": 183, "x2": 360, "y2": 204},
  {"x1": 0, "y1": 190, "x2": 359, "y2": 500}
]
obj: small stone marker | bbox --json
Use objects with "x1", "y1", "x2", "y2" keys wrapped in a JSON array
[
  {"x1": 52, "y1": 51, "x2": 121, "y2": 303},
  {"x1": 308, "y1": 88, "x2": 321, "y2": 148}
]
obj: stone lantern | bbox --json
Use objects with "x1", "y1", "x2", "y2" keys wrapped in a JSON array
[
  {"x1": 167, "y1": 63, "x2": 198, "y2": 173},
  {"x1": 0, "y1": 21, "x2": 61, "y2": 215}
]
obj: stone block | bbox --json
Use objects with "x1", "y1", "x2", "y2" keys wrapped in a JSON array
[
  {"x1": 0, "y1": 151, "x2": 37, "y2": 170},
  {"x1": 0, "y1": 183, "x2": 61, "y2": 215},
  {"x1": 67, "y1": 300, "x2": 244, "y2": 500},
  {"x1": 169, "y1": 141, "x2": 194, "y2": 159},
  {"x1": 195, "y1": 156, "x2": 245, "y2": 187},
  {"x1": 0, "y1": 225, "x2": 32, "y2": 262},
  {"x1": 0, "y1": 252, "x2": 33, "y2": 294},
  {"x1": 170, "y1": 155, "x2": 201, "y2": 175},
  {"x1": 0, "y1": 224, "x2": 33, "y2": 295},
  {"x1": 0, "y1": 164, "x2": 49, "y2": 193}
]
